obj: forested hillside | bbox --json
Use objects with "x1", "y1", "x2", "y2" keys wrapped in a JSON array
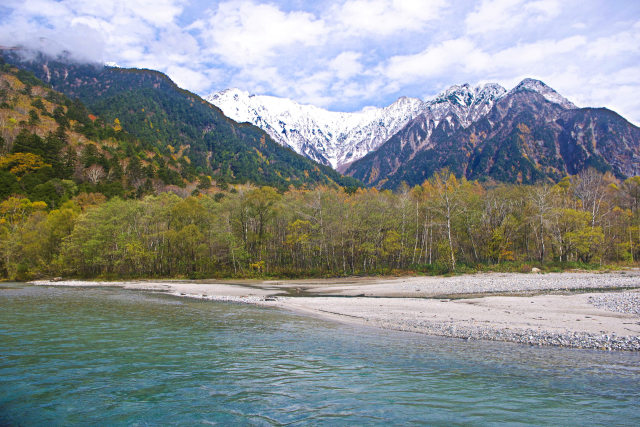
[
  {"x1": 0, "y1": 59, "x2": 215, "y2": 207},
  {"x1": 2, "y1": 168, "x2": 638, "y2": 280},
  {"x1": 1, "y1": 50, "x2": 360, "y2": 191}
]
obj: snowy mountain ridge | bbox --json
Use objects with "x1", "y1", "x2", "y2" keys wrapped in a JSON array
[
  {"x1": 206, "y1": 79, "x2": 576, "y2": 170},
  {"x1": 206, "y1": 89, "x2": 426, "y2": 169}
]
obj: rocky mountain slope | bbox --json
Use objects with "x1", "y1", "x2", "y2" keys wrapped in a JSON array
[
  {"x1": 0, "y1": 59, "x2": 208, "y2": 204},
  {"x1": 345, "y1": 79, "x2": 640, "y2": 188}
]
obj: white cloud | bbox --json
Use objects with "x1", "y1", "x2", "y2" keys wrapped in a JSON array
[
  {"x1": 383, "y1": 38, "x2": 480, "y2": 83},
  {"x1": 2, "y1": 0, "x2": 64, "y2": 18},
  {"x1": 525, "y1": 0, "x2": 561, "y2": 18},
  {"x1": 554, "y1": 66, "x2": 640, "y2": 126},
  {"x1": 228, "y1": 66, "x2": 288, "y2": 98},
  {"x1": 586, "y1": 22, "x2": 640, "y2": 59},
  {"x1": 329, "y1": 51, "x2": 364, "y2": 80},
  {"x1": 200, "y1": 1, "x2": 326, "y2": 67},
  {"x1": 62, "y1": 0, "x2": 185, "y2": 26},
  {"x1": 166, "y1": 65, "x2": 223, "y2": 92},
  {"x1": 335, "y1": 0, "x2": 448, "y2": 36},
  {"x1": 465, "y1": 0, "x2": 561, "y2": 35},
  {"x1": 293, "y1": 71, "x2": 335, "y2": 107},
  {"x1": 487, "y1": 36, "x2": 587, "y2": 73},
  {"x1": 465, "y1": 0, "x2": 524, "y2": 34},
  {"x1": 0, "y1": 20, "x2": 107, "y2": 62},
  {"x1": 1, "y1": 0, "x2": 639, "y2": 124},
  {"x1": 118, "y1": 0, "x2": 185, "y2": 25},
  {"x1": 331, "y1": 78, "x2": 387, "y2": 106},
  {"x1": 0, "y1": 0, "x2": 189, "y2": 65}
]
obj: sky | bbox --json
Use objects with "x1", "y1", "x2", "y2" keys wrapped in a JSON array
[{"x1": 1, "y1": 0, "x2": 640, "y2": 124}]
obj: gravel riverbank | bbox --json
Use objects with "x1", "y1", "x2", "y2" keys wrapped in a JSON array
[
  {"x1": 367, "y1": 316, "x2": 640, "y2": 352},
  {"x1": 267, "y1": 289, "x2": 640, "y2": 352},
  {"x1": 31, "y1": 271, "x2": 640, "y2": 351},
  {"x1": 268, "y1": 270, "x2": 640, "y2": 297}
]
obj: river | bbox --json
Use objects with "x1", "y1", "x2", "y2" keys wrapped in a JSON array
[{"x1": 1, "y1": 283, "x2": 639, "y2": 425}]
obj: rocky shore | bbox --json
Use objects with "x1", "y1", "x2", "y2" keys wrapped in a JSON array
[
  {"x1": 264, "y1": 270, "x2": 640, "y2": 298},
  {"x1": 361, "y1": 310, "x2": 640, "y2": 352}
]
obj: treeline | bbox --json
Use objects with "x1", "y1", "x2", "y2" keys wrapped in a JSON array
[{"x1": 1, "y1": 169, "x2": 639, "y2": 280}]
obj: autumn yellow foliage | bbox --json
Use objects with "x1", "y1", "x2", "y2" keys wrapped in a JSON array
[
  {"x1": 517, "y1": 123, "x2": 531, "y2": 134},
  {"x1": 0, "y1": 152, "x2": 50, "y2": 178}
]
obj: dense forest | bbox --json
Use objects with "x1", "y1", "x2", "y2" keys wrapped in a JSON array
[
  {"x1": 0, "y1": 59, "x2": 224, "y2": 204},
  {"x1": 2, "y1": 168, "x2": 639, "y2": 280}
]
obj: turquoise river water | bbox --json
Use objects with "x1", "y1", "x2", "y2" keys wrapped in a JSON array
[{"x1": 1, "y1": 283, "x2": 639, "y2": 425}]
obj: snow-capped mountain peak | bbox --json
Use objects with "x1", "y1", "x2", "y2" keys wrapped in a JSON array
[
  {"x1": 433, "y1": 83, "x2": 475, "y2": 106},
  {"x1": 510, "y1": 78, "x2": 577, "y2": 109},
  {"x1": 426, "y1": 82, "x2": 507, "y2": 127}
]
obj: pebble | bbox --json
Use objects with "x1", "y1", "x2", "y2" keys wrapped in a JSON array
[
  {"x1": 398, "y1": 271, "x2": 640, "y2": 297},
  {"x1": 168, "y1": 293, "x2": 279, "y2": 305},
  {"x1": 588, "y1": 292, "x2": 640, "y2": 316},
  {"x1": 371, "y1": 318, "x2": 640, "y2": 351}
]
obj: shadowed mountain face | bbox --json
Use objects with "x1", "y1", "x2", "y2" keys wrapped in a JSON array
[
  {"x1": 1, "y1": 50, "x2": 361, "y2": 190},
  {"x1": 345, "y1": 81, "x2": 640, "y2": 189}
]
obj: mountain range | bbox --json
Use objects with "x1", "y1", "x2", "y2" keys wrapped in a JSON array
[
  {"x1": 3, "y1": 48, "x2": 639, "y2": 192},
  {"x1": 211, "y1": 78, "x2": 640, "y2": 188},
  {"x1": 347, "y1": 79, "x2": 640, "y2": 188}
]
